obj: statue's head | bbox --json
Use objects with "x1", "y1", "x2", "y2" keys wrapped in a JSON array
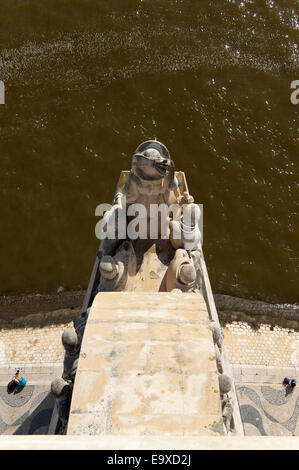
[
  {"x1": 132, "y1": 140, "x2": 174, "y2": 181},
  {"x1": 62, "y1": 328, "x2": 79, "y2": 354},
  {"x1": 51, "y1": 377, "x2": 71, "y2": 398}
]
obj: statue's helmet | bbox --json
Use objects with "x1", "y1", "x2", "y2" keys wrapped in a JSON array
[
  {"x1": 132, "y1": 140, "x2": 174, "y2": 181},
  {"x1": 134, "y1": 140, "x2": 170, "y2": 161}
]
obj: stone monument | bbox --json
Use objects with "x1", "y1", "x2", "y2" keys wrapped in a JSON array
[{"x1": 49, "y1": 141, "x2": 243, "y2": 437}]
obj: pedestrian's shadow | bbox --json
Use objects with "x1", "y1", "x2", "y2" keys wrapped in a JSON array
[
  {"x1": 6, "y1": 383, "x2": 15, "y2": 395},
  {"x1": 6, "y1": 383, "x2": 25, "y2": 395},
  {"x1": 285, "y1": 385, "x2": 295, "y2": 397}
]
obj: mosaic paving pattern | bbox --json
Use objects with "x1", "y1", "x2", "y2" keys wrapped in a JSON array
[
  {"x1": 0, "y1": 385, "x2": 54, "y2": 434},
  {"x1": 236, "y1": 384, "x2": 299, "y2": 436}
]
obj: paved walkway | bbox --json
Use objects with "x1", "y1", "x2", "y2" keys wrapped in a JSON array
[
  {"x1": 236, "y1": 382, "x2": 299, "y2": 436},
  {"x1": 0, "y1": 308, "x2": 79, "y2": 366},
  {"x1": 0, "y1": 383, "x2": 55, "y2": 435},
  {"x1": 0, "y1": 308, "x2": 80, "y2": 435},
  {"x1": 223, "y1": 321, "x2": 299, "y2": 368},
  {"x1": 231, "y1": 365, "x2": 299, "y2": 436},
  {"x1": 0, "y1": 363, "x2": 64, "y2": 435},
  {"x1": 0, "y1": 323, "x2": 70, "y2": 365},
  {"x1": 223, "y1": 320, "x2": 299, "y2": 435}
]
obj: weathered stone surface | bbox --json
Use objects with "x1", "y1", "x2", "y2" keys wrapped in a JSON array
[
  {"x1": 67, "y1": 292, "x2": 223, "y2": 436},
  {"x1": 219, "y1": 374, "x2": 232, "y2": 394},
  {"x1": 62, "y1": 329, "x2": 78, "y2": 352},
  {"x1": 51, "y1": 378, "x2": 71, "y2": 398},
  {"x1": 215, "y1": 345, "x2": 223, "y2": 374}
]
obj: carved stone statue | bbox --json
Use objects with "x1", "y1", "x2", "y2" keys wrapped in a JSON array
[
  {"x1": 97, "y1": 240, "x2": 137, "y2": 292},
  {"x1": 99, "y1": 140, "x2": 180, "y2": 259},
  {"x1": 50, "y1": 308, "x2": 89, "y2": 433},
  {"x1": 222, "y1": 397, "x2": 234, "y2": 434},
  {"x1": 98, "y1": 140, "x2": 202, "y2": 294},
  {"x1": 166, "y1": 248, "x2": 201, "y2": 292},
  {"x1": 211, "y1": 322, "x2": 224, "y2": 352},
  {"x1": 50, "y1": 377, "x2": 73, "y2": 434},
  {"x1": 215, "y1": 344, "x2": 223, "y2": 374}
]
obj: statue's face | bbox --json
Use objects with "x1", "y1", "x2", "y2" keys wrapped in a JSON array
[
  {"x1": 132, "y1": 154, "x2": 165, "y2": 181},
  {"x1": 132, "y1": 141, "x2": 172, "y2": 181}
]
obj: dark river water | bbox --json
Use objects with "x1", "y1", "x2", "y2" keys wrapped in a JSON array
[{"x1": 0, "y1": 0, "x2": 298, "y2": 304}]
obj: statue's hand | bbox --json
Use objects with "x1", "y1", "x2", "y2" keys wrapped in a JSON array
[{"x1": 181, "y1": 192, "x2": 194, "y2": 205}]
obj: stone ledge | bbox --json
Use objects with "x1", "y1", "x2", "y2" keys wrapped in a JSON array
[
  {"x1": 215, "y1": 294, "x2": 299, "y2": 323},
  {"x1": 0, "y1": 292, "x2": 84, "y2": 322}
]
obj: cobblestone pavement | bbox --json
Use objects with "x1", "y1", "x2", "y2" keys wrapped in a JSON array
[
  {"x1": 0, "y1": 308, "x2": 80, "y2": 365},
  {"x1": 0, "y1": 323, "x2": 72, "y2": 365},
  {"x1": 223, "y1": 321, "x2": 299, "y2": 368}
]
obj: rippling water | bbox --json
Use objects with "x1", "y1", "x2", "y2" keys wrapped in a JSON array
[{"x1": 0, "y1": 0, "x2": 298, "y2": 303}]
